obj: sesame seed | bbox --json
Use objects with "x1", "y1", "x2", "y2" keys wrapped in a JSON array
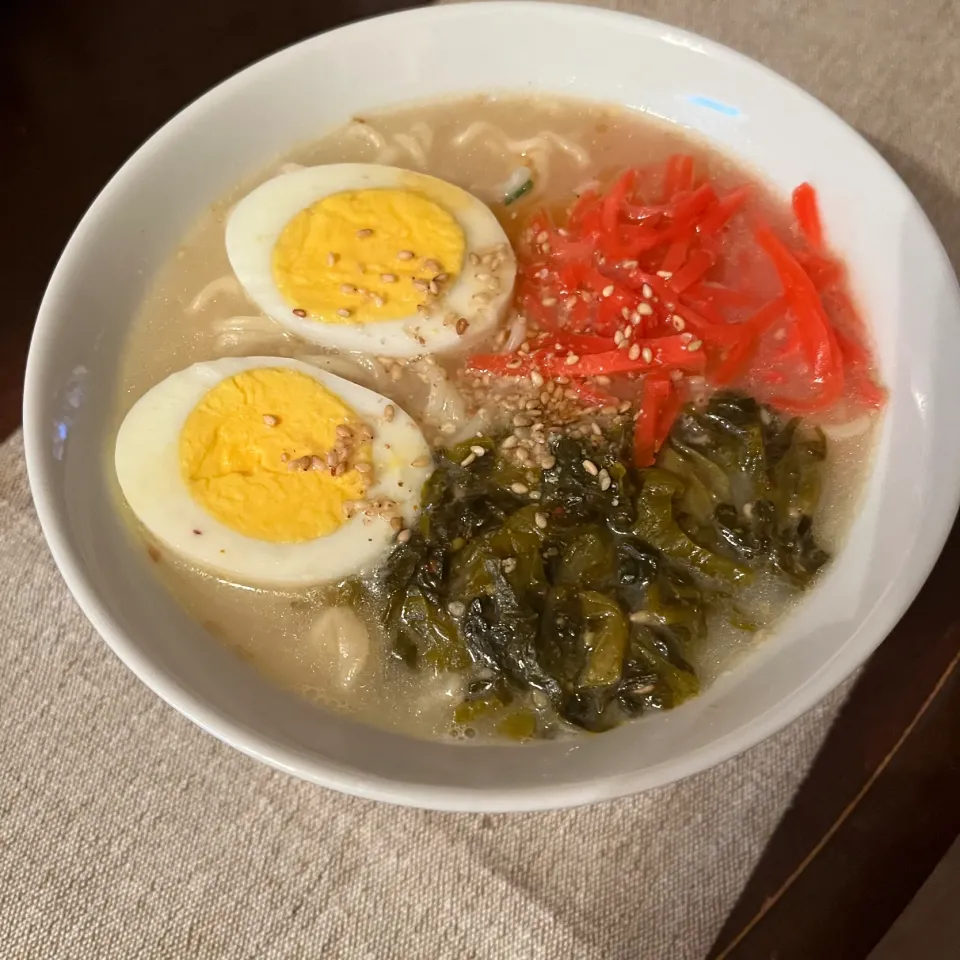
[
  {"x1": 628, "y1": 343, "x2": 641, "y2": 361},
  {"x1": 398, "y1": 250, "x2": 414, "y2": 261},
  {"x1": 672, "y1": 314, "x2": 686, "y2": 331},
  {"x1": 469, "y1": 252, "x2": 481, "y2": 266},
  {"x1": 621, "y1": 307, "x2": 631, "y2": 321},
  {"x1": 356, "y1": 228, "x2": 373, "y2": 238},
  {"x1": 292, "y1": 308, "x2": 307, "y2": 318},
  {"x1": 642, "y1": 283, "x2": 654, "y2": 299},
  {"x1": 423, "y1": 258, "x2": 442, "y2": 273},
  {"x1": 619, "y1": 401, "x2": 632, "y2": 414},
  {"x1": 428, "y1": 280, "x2": 439, "y2": 296},
  {"x1": 582, "y1": 459, "x2": 599, "y2": 476},
  {"x1": 435, "y1": 272, "x2": 449, "y2": 283},
  {"x1": 565, "y1": 353, "x2": 580, "y2": 366},
  {"x1": 383, "y1": 404, "x2": 395, "y2": 422},
  {"x1": 542, "y1": 297, "x2": 557, "y2": 307},
  {"x1": 641, "y1": 347, "x2": 653, "y2": 363},
  {"x1": 536, "y1": 231, "x2": 549, "y2": 244},
  {"x1": 298, "y1": 456, "x2": 312, "y2": 471},
  {"x1": 412, "y1": 278, "x2": 429, "y2": 291},
  {"x1": 596, "y1": 375, "x2": 611, "y2": 385},
  {"x1": 311, "y1": 456, "x2": 324, "y2": 471},
  {"x1": 638, "y1": 302, "x2": 654, "y2": 316},
  {"x1": 262, "y1": 414, "x2": 277, "y2": 427},
  {"x1": 656, "y1": 270, "x2": 673, "y2": 279},
  {"x1": 447, "y1": 601, "x2": 466, "y2": 618},
  {"x1": 530, "y1": 369, "x2": 544, "y2": 387},
  {"x1": 416, "y1": 303, "x2": 429, "y2": 316},
  {"x1": 280, "y1": 453, "x2": 289, "y2": 463},
  {"x1": 336, "y1": 424, "x2": 353, "y2": 439},
  {"x1": 614, "y1": 330, "x2": 624, "y2": 345},
  {"x1": 687, "y1": 338, "x2": 703, "y2": 352},
  {"x1": 622, "y1": 326, "x2": 632, "y2": 340},
  {"x1": 535, "y1": 512, "x2": 548, "y2": 530},
  {"x1": 325, "y1": 450, "x2": 340, "y2": 467},
  {"x1": 337, "y1": 308, "x2": 352, "y2": 318},
  {"x1": 510, "y1": 482, "x2": 529, "y2": 495},
  {"x1": 600, "y1": 474, "x2": 612, "y2": 492},
  {"x1": 540, "y1": 455, "x2": 557, "y2": 470},
  {"x1": 326, "y1": 252, "x2": 339, "y2": 267},
  {"x1": 372, "y1": 295, "x2": 385, "y2": 308},
  {"x1": 396, "y1": 528, "x2": 412, "y2": 543},
  {"x1": 340, "y1": 283, "x2": 357, "y2": 295},
  {"x1": 460, "y1": 453, "x2": 477, "y2": 467},
  {"x1": 622, "y1": 260, "x2": 639, "y2": 269},
  {"x1": 412, "y1": 455, "x2": 431, "y2": 468},
  {"x1": 602, "y1": 285, "x2": 615, "y2": 297},
  {"x1": 475, "y1": 271, "x2": 491, "y2": 282},
  {"x1": 381, "y1": 273, "x2": 397, "y2": 283}
]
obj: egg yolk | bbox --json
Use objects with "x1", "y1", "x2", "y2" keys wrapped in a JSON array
[
  {"x1": 179, "y1": 368, "x2": 371, "y2": 543},
  {"x1": 272, "y1": 188, "x2": 464, "y2": 323}
]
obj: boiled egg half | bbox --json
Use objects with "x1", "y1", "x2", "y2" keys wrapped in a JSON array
[
  {"x1": 115, "y1": 357, "x2": 432, "y2": 588},
  {"x1": 225, "y1": 164, "x2": 516, "y2": 357}
]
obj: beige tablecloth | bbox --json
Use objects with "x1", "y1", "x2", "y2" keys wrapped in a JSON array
[{"x1": 4, "y1": 1, "x2": 959, "y2": 957}]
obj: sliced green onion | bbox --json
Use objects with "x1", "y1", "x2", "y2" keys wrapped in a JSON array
[{"x1": 504, "y1": 177, "x2": 534, "y2": 206}]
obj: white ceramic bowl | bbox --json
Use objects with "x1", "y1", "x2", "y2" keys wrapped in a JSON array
[{"x1": 24, "y1": 2, "x2": 960, "y2": 811}]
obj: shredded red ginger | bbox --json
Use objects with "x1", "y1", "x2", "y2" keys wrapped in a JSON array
[{"x1": 467, "y1": 155, "x2": 886, "y2": 467}]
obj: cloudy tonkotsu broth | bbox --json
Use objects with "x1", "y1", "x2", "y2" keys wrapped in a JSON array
[{"x1": 117, "y1": 95, "x2": 880, "y2": 742}]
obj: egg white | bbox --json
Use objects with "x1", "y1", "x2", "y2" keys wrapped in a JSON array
[
  {"x1": 225, "y1": 164, "x2": 516, "y2": 358},
  {"x1": 115, "y1": 356, "x2": 432, "y2": 588}
]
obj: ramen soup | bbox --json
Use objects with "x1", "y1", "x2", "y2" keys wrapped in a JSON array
[{"x1": 115, "y1": 95, "x2": 884, "y2": 742}]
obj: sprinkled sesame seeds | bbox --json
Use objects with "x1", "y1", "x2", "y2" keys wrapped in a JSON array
[
  {"x1": 510, "y1": 482, "x2": 529, "y2": 495},
  {"x1": 642, "y1": 283, "x2": 654, "y2": 299},
  {"x1": 535, "y1": 512, "x2": 548, "y2": 530},
  {"x1": 582, "y1": 459, "x2": 599, "y2": 476},
  {"x1": 412, "y1": 455, "x2": 431, "y2": 468},
  {"x1": 326, "y1": 252, "x2": 339, "y2": 267},
  {"x1": 641, "y1": 347, "x2": 653, "y2": 363},
  {"x1": 638, "y1": 302, "x2": 654, "y2": 316},
  {"x1": 656, "y1": 270, "x2": 673, "y2": 279},
  {"x1": 565, "y1": 353, "x2": 580, "y2": 366},
  {"x1": 340, "y1": 283, "x2": 357, "y2": 295},
  {"x1": 530, "y1": 369, "x2": 544, "y2": 387},
  {"x1": 262, "y1": 414, "x2": 277, "y2": 427},
  {"x1": 627, "y1": 343, "x2": 640, "y2": 361},
  {"x1": 602, "y1": 285, "x2": 615, "y2": 298},
  {"x1": 396, "y1": 528, "x2": 412, "y2": 543},
  {"x1": 412, "y1": 278, "x2": 429, "y2": 292},
  {"x1": 687, "y1": 338, "x2": 703, "y2": 352},
  {"x1": 337, "y1": 308, "x2": 352, "y2": 318},
  {"x1": 397, "y1": 250, "x2": 414, "y2": 261},
  {"x1": 383, "y1": 404, "x2": 395, "y2": 422},
  {"x1": 292, "y1": 308, "x2": 307, "y2": 318},
  {"x1": 356, "y1": 228, "x2": 373, "y2": 239}
]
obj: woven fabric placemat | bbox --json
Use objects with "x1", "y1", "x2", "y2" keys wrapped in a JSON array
[{"x1": 7, "y1": 0, "x2": 960, "y2": 952}]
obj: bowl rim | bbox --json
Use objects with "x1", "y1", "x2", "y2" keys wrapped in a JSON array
[{"x1": 22, "y1": 0, "x2": 960, "y2": 811}]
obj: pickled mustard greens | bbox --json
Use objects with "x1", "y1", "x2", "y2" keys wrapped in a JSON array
[{"x1": 333, "y1": 393, "x2": 830, "y2": 736}]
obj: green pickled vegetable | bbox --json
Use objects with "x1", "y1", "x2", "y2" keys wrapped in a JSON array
[{"x1": 331, "y1": 391, "x2": 831, "y2": 738}]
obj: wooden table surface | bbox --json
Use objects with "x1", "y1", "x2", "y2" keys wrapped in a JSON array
[{"x1": 3, "y1": 2, "x2": 959, "y2": 957}]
